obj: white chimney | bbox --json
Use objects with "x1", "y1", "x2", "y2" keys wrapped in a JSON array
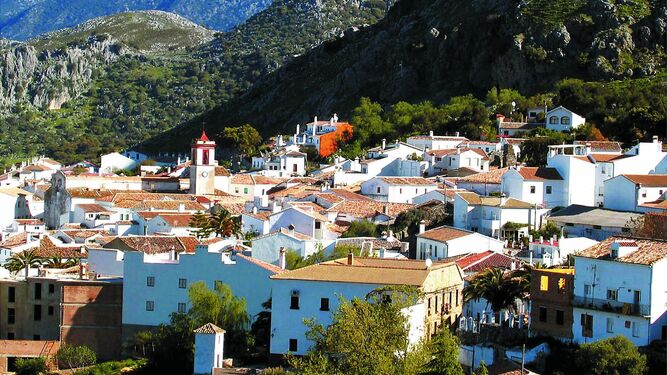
[
  {"x1": 539, "y1": 235, "x2": 544, "y2": 243},
  {"x1": 178, "y1": 203, "x2": 185, "y2": 212},
  {"x1": 279, "y1": 247, "x2": 286, "y2": 270},
  {"x1": 379, "y1": 247, "x2": 386, "y2": 258},
  {"x1": 381, "y1": 139, "x2": 386, "y2": 150},
  {"x1": 455, "y1": 131, "x2": 460, "y2": 137},
  {"x1": 429, "y1": 130, "x2": 434, "y2": 137},
  {"x1": 252, "y1": 206, "x2": 258, "y2": 214},
  {"x1": 388, "y1": 230, "x2": 394, "y2": 239},
  {"x1": 419, "y1": 220, "x2": 426, "y2": 234}
]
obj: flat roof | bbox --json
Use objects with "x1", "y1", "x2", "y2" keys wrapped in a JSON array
[{"x1": 547, "y1": 205, "x2": 642, "y2": 227}]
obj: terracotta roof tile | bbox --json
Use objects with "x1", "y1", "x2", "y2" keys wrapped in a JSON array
[
  {"x1": 418, "y1": 225, "x2": 472, "y2": 242},
  {"x1": 242, "y1": 210, "x2": 272, "y2": 221},
  {"x1": 154, "y1": 214, "x2": 194, "y2": 227},
  {"x1": 0, "y1": 232, "x2": 35, "y2": 248},
  {"x1": 235, "y1": 253, "x2": 285, "y2": 274},
  {"x1": 328, "y1": 189, "x2": 373, "y2": 201},
  {"x1": 35, "y1": 236, "x2": 86, "y2": 258},
  {"x1": 576, "y1": 236, "x2": 667, "y2": 265},
  {"x1": 428, "y1": 148, "x2": 489, "y2": 160},
  {"x1": 457, "y1": 167, "x2": 509, "y2": 184},
  {"x1": 215, "y1": 166, "x2": 231, "y2": 177},
  {"x1": 574, "y1": 141, "x2": 622, "y2": 153},
  {"x1": 517, "y1": 167, "x2": 563, "y2": 181},
  {"x1": 326, "y1": 201, "x2": 414, "y2": 219},
  {"x1": 377, "y1": 177, "x2": 436, "y2": 186},
  {"x1": 622, "y1": 174, "x2": 667, "y2": 187},
  {"x1": 103, "y1": 236, "x2": 200, "y2": 254},
  {"x1": 193, "y1": 323, "x2": 225, "y2": 334},
  {"x1": 76, "y1": 203, "x2": 111, "y2": 213}
]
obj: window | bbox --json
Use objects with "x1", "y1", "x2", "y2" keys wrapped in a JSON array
[
  {"x1": 48, "y1": 306, "x2": 54, "y2": 316},
  {"x1": 546, "y1": 186, "x2": 552, "y2": 194},
  {"x1": 549, "y1": 116, "x2": 558, "y2": 124},
  {"x1": 399, "y1": 188, "x2": 402, "y2": 194},
  {"x1": 243, "y1": 188, "x2": 248, "y2": 194},
  {"x1": 376, "y1": 187, "x2": 381, "y2": 194},
  {"x1": 235, "y1": 188, "x2": 239, "y2": 194},
  {"x1": 584, "y1": 284, "x2": 591, "y2": 295},
  {"x1": 178, "y1": 278, "x2": 187, "y2": 289},
  {"x1": 34, "y1": 283, "x2": 41, "y2": 300},
  {"x1": 455, "y1": 289, "x2": 459, "y2": 306},
  {"x1": 7, "y1": 308, "x2": 15, "y2": 324},
  {"x1": 289, "y1": 339, "x2": 298, "y2": 352},
  {"x1": 34, "y1": 305, "x2": 41, "y2": 321},
  {"x1": 641, "y1": 190, "x2": 647, "y2": 198},
  {"x1": 178, "y1": 303, "x2": 187, "y2": 314},
  {"x1": 625, "y1": 320, "x2": 631, "y2": 329},
  {"x1": 290, "y1": 295, "x2": 300, "y2": 310},
  {"x1": 146, "y1": 276, "x2": 155, "y2": 287},
  {"x1": 556, "y1": 310, "x2": 564, "y2": 325},
  {"x1": 48, "y1": 284, "x2": 55, "y2": 294},
  {"x1": 539, "y1": 307, "x2": 547, "y2": 322},
  {"x1": 315, "y1": 221, "x2": 321, "y2": 230},
  {"x1": 540, "y1": 275, "x2": 549, "y2": 291},
  {"x1": 8, "y1": 286, "x2": 15, "y2": 303},
  {"x1": 560, "y1": 116, "x2": 570, "y2": 125},
  {"x1": 146, "y1": 301, "x2": 155, "y2": 311},
  {"x1": 632, "y1": 322, "x2": 640, "y2": 337},
  {"x1": 581, "y1": 314, "x2": 593, "y2": 337},
  {"x1": 606, "y1": 317, "x2": 614, "y2": 333},
  {"x1": 607, "y1": 289, "x2": 618, "y2": 301},
  {"x1": 7, "y1": 332, "x2": 14, "y2": 340},
  {"x1": 558, "y1": 278, "x2": 566, "y2": 294},
  {"x1": 530, "y1": 185, "x2": 536, "y2": 194},
  {"x1": 320, "y1": 298, "x2": 330, "y2": 311}
]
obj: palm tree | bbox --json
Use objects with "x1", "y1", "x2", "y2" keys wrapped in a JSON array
[
  {"x1": 42, "y1": 256, "x2": 77, "y2": 269},
  {"x1": 463, "y1": 266, "x2": 532, "y2": 313},
  {"x1": 3, "y1": 249, "x2": 43, "y2": 278},
  {"x1": 208, "y1": 208, "x2": 241, "y2": 238}
]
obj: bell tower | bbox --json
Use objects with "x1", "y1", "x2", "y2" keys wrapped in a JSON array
[{"x1": 190, "y1": 131, "x2": 216, "y2": 195}]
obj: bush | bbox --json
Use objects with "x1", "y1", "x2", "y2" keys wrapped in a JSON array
[
  {"x1": 56, "y1": 344, "x2": 97, "y2": 371},
  {"x1": 73, "y1": 359, "x2": 146, "y2": 375},
  {"x1": 574, "y1": 336, "x2": 647, "y2": 375},
  {"x1": 15, "y1": 357, "x2": 47, "y2": 375}
]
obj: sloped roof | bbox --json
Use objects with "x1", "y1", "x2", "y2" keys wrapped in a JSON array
[
  {"x1": 622, "y1": 174, "x2": 667, "y2": 187},
  {"x1": 576, "y1": 236, "x2": 667, "y2": 265},
  {"x1": 327, "y1": 188, "x2": 373, "y2": 201},
  {"x1": 254, "y1": 227, "x2": 315, "y2": 241},
  {"x1": 154, "y1": 214, "x2": 194, "y2": 227},
  {"x1": 104, "y1": 236, "x2": 199, "y2": 254},
  {"x1": 235, "y1": 253, "x2": 285, "y2": 274},
  {"x1": 574, "y1": 141, "x2": 622, "y2": 153},
  {"x1": 325, "y1": 201, "x2": 414, "y2": 219},
  {"x1": 455, "y1": 192, "x2": 533, "y2": 209},
  {"x1": 0, "y1": 232, "x2": 34, "y2": 249},
  {"x1": 194, "y1": 323, "x2": 225, "y2": 334},
  {"x1": 458, "y1": 167, "x2": 509, "y2": 184},
  {"x1": 517, "y1": 167, "x2": 563, "y2": 181},
  {"x1": 77, "y1": 203, "x2": 111, "y2": 213},
  {"x1": 428, "y1": 148, "x2": 489, "y2": 160},
  {"x1": 215, "y1": 166, "x2": 231, "y2": 177},
  {"x1": 418, "y1": 225, "x2": 472, "y2": 242},
  {"x1": 377, "y1": 177, "x2": 436, "y2": 186}
]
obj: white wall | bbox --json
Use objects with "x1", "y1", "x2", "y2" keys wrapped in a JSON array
[
  {"x1": 251, "y1": 233, "x2": 321, "y2": 265},
  {"x1": 604, "y1": 176, "x2": 665, "y2": 212},
  {"x1": 416, "y1": 233, "x2": 503, "y2": 260},
  {"x1": 88, "y1": 248, "x2": 124, "y2": 276},
  {"x1": 269, "y1": 208, "x2": 316, "y2": 238}
]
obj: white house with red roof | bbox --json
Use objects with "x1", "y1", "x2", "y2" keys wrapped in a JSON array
[
  {"x1": 146, "y1": 213, "x2": 196, "y2": 236},
  {"x1": 501, "y1": 166, "x2": 565, "y2": 208},
  {"x1": 518, "y1": 236, "x2": 598, "y2": 267},
  {"x1": 603, "y1": 174, "x2": 667, "y2": 212},
  {"x1": 545, "y1": 106, "x2": 586, "y2": 132},
  {"x1": 424, "y1": 148, "x2": 490, "y2": 176},
  {"x1": 416, "y1": 224, "x2": 504, "y2": 261},
  {"x1": 360, "y1": 177, "x2": 437, "y2": 203}
]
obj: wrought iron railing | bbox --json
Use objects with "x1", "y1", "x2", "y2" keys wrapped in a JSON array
[{"x1": 572, "y1": 296, "x2": 650, "y2": 317}]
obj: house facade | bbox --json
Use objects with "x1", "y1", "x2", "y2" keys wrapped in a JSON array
[
  {"x1": 360, "y1": 177, "x2": 437, "y2": 203},
  {"x1": 604, "y1": 175, "x2": 667, "y2": 212},
  {"x1": 416, "y1": 225, "x2": 504, "y2": 260}
]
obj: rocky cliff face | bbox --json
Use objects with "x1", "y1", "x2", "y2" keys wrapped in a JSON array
[{"x1": 0, "y1": 36, "x2": 124, "y2": 109}]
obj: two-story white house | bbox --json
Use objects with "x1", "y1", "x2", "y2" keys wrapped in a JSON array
[
  {"x1": 545, "y1": 106, "x2": 586, "y2": 132},
  {"x1": 145, "y1": 213, "x2": 195, "y2": 236},
  {"x1": 416, "y1": 224, "x2": 504, "y2": 260},
  {"x1": 360, "y1": 177, "x2": 437, "y2": 203},
  {"x1": 572, "y1": 237, "x2": 667, "y2": 346},
  {"x1": 268, "y1": 206, "x2": 334, "y2": 240},
  {"x1": 425, "y1": 148, "x2": 490, "y2": 175},
  {"x1": 501, "y1": 166, "x2": 565, "y2": 208},
  {"x1": 230, "y1": 175, "x2": 283, "y2": 202},
  {"x1": 72, "y1": 203, "x2": 118, "y2": 229},
  {"x1": 252, "y1": 149, "x2": 307, "y2": 178},
  {"x1": 406, "y1": 132, "x2": 468, "y2": 151},
  {"x1": 604, "y1": 175, "x2": 667, "y2": 212},
  {"x1": 546, "y1": 205, "x2": 642, "y2": 241}
]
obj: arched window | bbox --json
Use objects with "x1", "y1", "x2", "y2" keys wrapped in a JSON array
[
  {"x1": 549, "y1": 116, "x2": 558, "y2": 124},
  {"x1": 561, "y1": 116, "x2": 570, "y2": 125}
]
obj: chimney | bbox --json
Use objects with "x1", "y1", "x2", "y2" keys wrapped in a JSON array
[
  {"x1": 456, "y1": 148, "x2": 461, "y2": 154},
  {"x1": 610, "y1": 240, "x2": 638, "y2": 258},
  {"x1": 279, "y1": 247, "x2": 286, "y2": 270},
  {"x1": 252, "y1": 206, "x2": 258, "y2": 214},
  {"x1": 347, "y1": 251, "x2": 354, "y2": 265},
  {"x1": 585, "y1": 142, "x2": 592, "y2": 155},
  {"x1": 178, "y1": 203, "x2": 185, "y2": 212},
  {"x1": 652, "y1": 135, "x2": 659, "y2": 143},
  {"x1": 381, "y1": 139, "x2": 386, "y2": 150},
  {"x1": 419, "y1": 220, "x2": 426, "y2": 234},
  {"x1": 539, "y1": 235, "x2": 544, "y2": 243},
  {"x1": 388, "y1": 230, "x2": 394, "y2": 239},
  {"x1": 429, "y1": 130, "x2": 434, "y2": 137},
  {"x1": 455, "y1": 131, "x2": 460, "y2": 137}
]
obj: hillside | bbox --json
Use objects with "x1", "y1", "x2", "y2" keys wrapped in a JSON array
[
  {"x1": 0, "y1": 0, "x2": 271, "y2": 40},
  {"x1": 147, "y1": 0, "x2": 666, "y2": 150},
  {"x1": 0, "y1": 0, "x2": 394, "y2": 165}
]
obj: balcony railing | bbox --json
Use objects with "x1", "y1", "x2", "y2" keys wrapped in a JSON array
[{"x1": 572, "y1": 296, "x2": 650, "y2": 317}]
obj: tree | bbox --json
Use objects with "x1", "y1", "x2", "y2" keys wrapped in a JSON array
[
  {"x1": 14, "y1": 357, "x2": 47, "y2": 375},
  {"x1": 340, "y1": 219, "x2": 379, "y2": 238},
  {"x1": 463, "y1": 267, "x2": 531, "y2": 313},
  {"x1": 207, "y1": 208, "x2": 241, "y2": 238},
  {"x1": 574, "y1": 336, "x2": 647, "y2": 375},
  {"x1": 475, "y1": 361, "x2": 489, "y2": 375},
  {"x1": 422, "y1": 330, "x2": 465, "y2": 375},
  {"x1": 42, "y1": 256, "x2": 77, "y2": 269},
  {"x1": 221, "y1": 124, "x2": 262, "y2": 158},
  {"x1": 3, "y1": 249, "x2": 43, "y2": 278},
  {"x1": 251, "y1": 298, "x2": 272, "y2": 352},
  {"x1": 188, "y1": 211, "x2": 213, "y2": 239},
  {"x1": 291, "y1": 289, "x2": 432, "y2": 375},
  {"x1": 55, "y1": 344, "x2": 96, "y2": 373},
  {"x1": 629, "y1": 213, "x2": 667, "y2": 240},
  {"x1": 140, "y1": 313, "x2": 196, "y2": 374},
  {"x1": 188, "y1": 281, "x2": 252, "y2": 357}
]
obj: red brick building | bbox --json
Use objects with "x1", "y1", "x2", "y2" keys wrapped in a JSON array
[{"x1": 529, "y1": 268, "x2": 575, "y2": 340}]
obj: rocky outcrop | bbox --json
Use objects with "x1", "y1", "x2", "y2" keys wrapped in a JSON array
[{"x1": 0, "y1": 35, "x2": 124, "y2": 109}]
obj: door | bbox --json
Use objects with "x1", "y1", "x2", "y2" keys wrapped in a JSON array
[{"x1": 293, "y1": 164, "x2": 297, "y2": 173}]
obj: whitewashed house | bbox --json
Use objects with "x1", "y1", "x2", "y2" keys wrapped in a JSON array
[
  {"x1": 268, "y1": 206, "x2": 333, "y2": 240},
  {"x1": 572, "y1": 237, "x2": 667, "y2": 346},
  {"x1": 146, "y1": 213, "x2": 195, "y2": 236},
  {"x1": 241, "y1": 210, "x2": 272, "y2": 235},
  {"x1": 72, "y1": 203, "x2": 118, "y2": 229},
  {"x1": 545, "y1": 106, "x2": 586, "y2": 132},
  {"x1": 416, "y1": 224, "x2": 504, "y2": 260},
  {"x1": 519, "y1": 236, "x2": 598, "y2": 267},
  {"x1": 269, "y1": 255, "x2": 464, "y2": 356},
  {"x1": 230, "y1": 175, "x2": 283, "y2": 202},
  {"x1": 251, "y1": 227, "x2": 330, "y2": 266},
  {"x1": 453, "y1": 192, "x2": 547, "y2": 240},
  {"x1": 252, "y1": 149, "x2": 307, "y2": 177},
  {"x1": 406, "y1": 132, "x2": 468, "y2": 151},
  {"x1": 425, "y1": 148, "x2": 490, "y2": 175},
  {"x1": 455, "y1": 167, "x2": 509, "y2": 196},
  {"x1": 501, "y1": 166, "x2": 565, "y2": 208},
  {"x1": 360, "y1": 177, "x2": 437, "y2": 203},
  {"x1": 546, "y1": 205, "x2": 642, "y2": 241},
  {"x1": 604, "y1": 175, "x2": 667, "y2": 212}
]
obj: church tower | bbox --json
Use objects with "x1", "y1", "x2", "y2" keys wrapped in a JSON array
[{"x1": 190, "y1": 131, "x2": 216, "y2": 195}]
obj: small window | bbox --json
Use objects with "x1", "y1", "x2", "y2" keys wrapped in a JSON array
[
  {"x1": 607, "y1": 289, "x2": 618, "y2": 301},
  {"x1": 641, "y1": 190, "x2": 647, "y2": 198},
  {"x1": 34, "y1": 283, "x2": 42, "y2": 300},
  {"x1": 539, "y1": 307, "x2": 547, "y2": 322},
  {"x1": 540, "y1": 275, "x2": 549, "y2": 291},
  {"x1": 7, "y1": 308, "x2": 15, "y2": 324},
  {"x1": 48, "y1": 284, "x2": 55, "y2": 294},
  {"x1": 632, "y1": 322, "x2": 640, "y2": 337},
  {"x1": 546, "y1": 186, "x2": 552, "y2": 194},
  {"x1": 560, "y1": 116, "x2": 570, "y2": 125},
  {"x1": 178, "y1": 303, "x2": 187, "y2": 314},
  {"x1": 376, "y1": 187, "x2": 381, "y2": 194},
  {"x1": 315, "y1": 221, "x2": 321, "y2": 230},
  {"x1": 243, "y1": 188, "x2": 249, "y2": 194},
  {"x1": 48, "y1": 306, "x2": 54, "y2": 316},
  {"x1": 549, "y1": 116, "x2": 558, "y2": 124},
  {"x1": 556, "y1": 310, "x2": 564, "y2": 325},
  {"x1": 584, "y1": 284, "x2": 591, "y2": 295},
  {"x1": 607, "y1": 317, "x2": 614, "y2": 333},
  {"x1": 320, "y1": 298, "x2": 330, "y2": 311},
  {"x1": 530, "y1": 186, "x2": 536, "y2": 194},
  {"x1": 146, "y1": 301, "x2": 155, "y2": 311},
  {"x1": 34, "y1": 305, "x2": 42, "y2": 321},
  {"x1": 147, "y1": 276, "x2": 155, "y2": 287},
  {"x1": 8, "y1": 287, "x2": 15, "y2": 303},
  {"x1": 289, "y1": 339, "x2": 298, "y2": 352},
  {"x1": 290, "y1": 296, "x2": 299, "y2": 310},
  {"x1": 625, "y1": 320, "x2": 631, "y2": 329},
  {"x1": 455, "y1": 289, "x2": 459, "y2": 306},
  {"x1": 178, "y1": 278, "x2": 187, "y2": 289},
  {"x1": 558, "y1": 278, "x2": 566, "y2": 293}
]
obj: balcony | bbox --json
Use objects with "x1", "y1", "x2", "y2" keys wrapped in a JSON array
[{"x1": 572, "y1": 296, "x2": 650, "y2": 317}]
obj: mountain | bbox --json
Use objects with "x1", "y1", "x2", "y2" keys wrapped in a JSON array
[
  {"x1": 0, "y1": 0, "x2": 394, "y2": 165},
  {"x1": 148, "y1": 0, "x2": 666, "y2": 150},
  {"x1": 0, "y1": 0, "x2": 271, "y2": 40}
]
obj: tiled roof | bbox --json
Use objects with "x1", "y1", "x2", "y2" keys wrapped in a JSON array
[
  {"x1": 576, "y1": 236, "x2": 667, "y2": 265},
  {"x1": 77, "y1": 203, "x2": 111, "y2": 213},
  {"x1": 407, "y1": 135, "x2": 468, "y2": 141},
  {"x1": 268, "y1": 184, "x2": 321, "y2": 199},
  {"x1": 309, "y1": 193, "x2": 345, "y2": 205},
  {"x1": 622, "y1": 174, "x2": 667, "y2": 187},
  {"x1": 15, "y1": 219, "x2": 44, "y2": 225},
  {"x1": 327, "y1": 188, "x2": 374, "y2": 201},
  {"x1": 498, "y1": 122, "x2": 540, "y2": 130},
  {"x1": 464, "y1": 252, "x2": 518, "y2": 273},
  {"x1": 154, "y1": 214, "x2": 194, "y2": 227},
  {"x1": 503, "y1": 138, "x2": 527, "y2": 145},
  {"x1": 639, "y1": 199, "x2": 667, "y2": 210},
  {"x1": 574, "y1": 141, "x2": 622, "y2": 153},
  {"x1": 215, "y1": 166, "x2": 230, "y2": 177},
  {"x1": 336, "y1": 237, "x2": 404, "y2": 250},
  {"x1": 114, "y1": 200, "x2": 205, "y2": 211},
  {"x1": 588, "y1": 153, "x2": 626, "y2": 162},
  {"x1": 104, "y1": 236, "x2": 200, "y2": 254},
  {"x1": 0, "y1": 187, "x2": 33, "y2": 197},
  {"x1": 272, "y1": 256, "x2": 461, "y2": 286},
  {"x1": 517, "y1": 167, "x2": 563, "y2": 181},
  {"x1": 254, "y1": 227, "x2": 314, "y2": 241},
  {"x1": 235, "y1": 253, "x2": 285, "y2": 274},
  {"x1": 36, "y1": 236, "x2": 86, "y2": 258},
  {"x1": 377, "y1": 177, "x2": 436, "y2": 186},
  {"x1": 135, "y1": 211, "x2": 175, "y2": 220},
  {"x1": 326, "y1": 201, "x2": 414, "y2": 219},
  {"x1": 0, "y1": 232, "x2": 34, "y2": 248},
  {"x1": 418, "y1": 225, "x2": 472, "y2": 242},
  {"x1": 213, "y1": 203, "x2": 245, "y2": 215},
  {"x1": 242, "y1": 210, "x2": 272, "y2": 221},
  {"x1": 427, "y1": 148, "x2": 489, "y2": 160},
  {"x1": 455, "y1": 192, "x2": 534, "y2": 209},
  {"x1": 100, "y1": 192, "x2": 197, "y2": 203},
  {"x1": 66, "y1": 188, "x2": 118, "y2": 199},
  {"x1": 59, "y1": 229, "x2": 107, "y2": 239},
  {"x1": 457, "y1": 167, "x2": 509, "y2": 184},
  {"x1": 231, "y1": 174, "x2": 283, "y2": 185},
  {"x1": 193, "y1": 323, "x2": 225, "y2": 334}
]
